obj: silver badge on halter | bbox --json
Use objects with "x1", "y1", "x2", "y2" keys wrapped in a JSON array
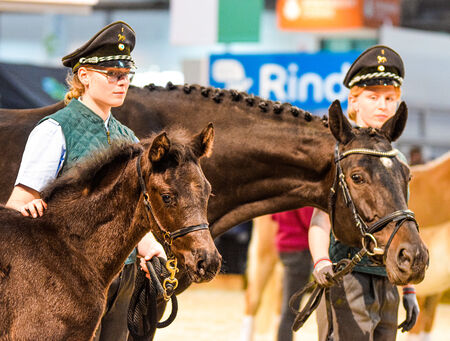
[{"x1": 380, "y1": 157, "x2": 393, "y2": 168}]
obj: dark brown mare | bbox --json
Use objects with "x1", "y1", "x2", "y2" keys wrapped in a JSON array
[
  {"x1": 0, "y1": 125, "x2": 221, "y2": 340},
  {"x1": 0, "y1": 85, "x2": 428, "y2": 288}
]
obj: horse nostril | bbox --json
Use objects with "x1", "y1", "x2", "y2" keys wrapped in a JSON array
[
  {"x1": 197, "y1": 259, "x2": 206, "y2": 276},
  {"x1": 398, "y1": 248, "x2": 412, "y2": 268}
]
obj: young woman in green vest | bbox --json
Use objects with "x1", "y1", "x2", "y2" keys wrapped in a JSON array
[
  {"x1": 6, "y1": 21, "x2": 165, "y2": 341},
  {"x1": 308, "y1": 45, "x2": 419, "y2": 341}
]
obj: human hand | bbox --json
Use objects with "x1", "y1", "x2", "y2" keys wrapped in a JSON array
[
  {"x1": 313, "y1": 258, "x2": 335, "y2": 287},
  {"x1": 398, "y1": 286, "x2": 419, "y2": 332},
  {"x1": 20, "y1": 199, "x2": 47, "y2": 218},
  {"x1": 138, "y1": 237, "x2": 167, "y2": 279}
]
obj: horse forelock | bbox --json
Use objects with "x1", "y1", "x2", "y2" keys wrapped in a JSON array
[
  {"x1": 41, "y1": 141, "x2": 143, "y2": 201},
  {"x1": 350, "y1": 126, "x2": 393, "y2": 147},
  {"x1": 141, "y1": 128, "x2": 200, "y2": 167},
  {"x1": 136, "y1": 83, "x2": 327, "y2": 126}
]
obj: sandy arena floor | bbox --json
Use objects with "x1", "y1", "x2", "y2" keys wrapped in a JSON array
[{"x1": 156, "y1": 275, "x2": 450, "y2": 341}]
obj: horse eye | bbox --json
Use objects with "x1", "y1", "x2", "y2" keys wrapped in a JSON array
[
  {"x1": 161, "y1": 194, "x2": 171, "y2": 204},
  {"x1": 351, "y1": 174, "x2": 364, "y2": 184}
]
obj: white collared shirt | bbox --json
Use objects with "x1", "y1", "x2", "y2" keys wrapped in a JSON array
[{"x1": 15, "y1": 114, "x2": 111, "y2": 192}]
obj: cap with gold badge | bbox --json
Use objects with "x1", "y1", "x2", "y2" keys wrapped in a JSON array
[
  {"x1": 62, "y1": 21, "x2": 136, "y2": 72},
  {"x1": 343, "y1": 45, "x2": 404, "y2": 89}
]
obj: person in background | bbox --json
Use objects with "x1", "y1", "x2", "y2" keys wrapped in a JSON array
[
  {"x1": 273, "y1": 207, "x2": 313, "y2": 341},
  {"x1": 409, "y1": 145, "x2": 424, "y2": 165},
  {"x1": 6, "y1": 21, "x2": 165, "y2": 341},
  {"x1": 240, "y1": 208, "x2": 313, "y2": 341},
  {"x1": 309, "y1": 45, "x2": 419, "y2": 341}
]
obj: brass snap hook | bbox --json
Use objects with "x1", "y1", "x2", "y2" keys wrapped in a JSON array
[{"x1": 162, "y1": 257, "x2": 179, "y2": 301}]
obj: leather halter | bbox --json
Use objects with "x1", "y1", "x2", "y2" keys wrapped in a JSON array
[
  {"x1": 329, "y1": 143, "x2": 419, "y2": 259},
  {"x1": 136, "y1": 154, "x2": 209, "y2": 246}
]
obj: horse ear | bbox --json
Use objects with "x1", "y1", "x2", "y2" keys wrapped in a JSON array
[
  {"x1": 149, "y1": 132, "x2": 171, "y2": 163},
  {"x1": 192, "y1": 123, "x2": 214, "y2": 158},
  {"x1": 380, "y1": 101, "x2": 408, "y2": 142},
  {"x1": 328, "y1": 100, "x2": 355, "y2": 144}
]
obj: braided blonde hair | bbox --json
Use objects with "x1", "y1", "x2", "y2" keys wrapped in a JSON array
[
  {"x1": 64, "y1": 71, "x2": 85, "y2": 105},
  {"x1": 347, "y1": 85, "x2": 401, "y2": 122}
]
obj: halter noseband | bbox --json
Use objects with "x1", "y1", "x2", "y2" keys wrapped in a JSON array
[
  {"x1": 136, "y1": 154, "x2": 209, "y2": 246},
  {"x1": 329, "y1": 143, "x2": 419, "y2": 259}
]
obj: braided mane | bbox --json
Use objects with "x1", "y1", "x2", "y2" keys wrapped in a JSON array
[{"x1": 141, "y1": 82, "x2": 330, "y2": 127}]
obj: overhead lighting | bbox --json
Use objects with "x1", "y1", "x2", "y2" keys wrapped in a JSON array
[{"x1": 0, "y1": 0, "x2": 99, "y2": 14}]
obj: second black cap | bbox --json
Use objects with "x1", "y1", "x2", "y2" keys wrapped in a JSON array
[{"x1": 343, "y1": 45, "x2": 404, "y2": 88}]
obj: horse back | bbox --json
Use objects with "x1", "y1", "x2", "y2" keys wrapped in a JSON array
[{"x1": 0, "y1": 101, "x2": 64, "y2": 204}]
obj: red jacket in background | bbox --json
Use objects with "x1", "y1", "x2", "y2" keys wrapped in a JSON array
[{"x1": 272, "y1": 207, "x2": 314, "y2": 253}]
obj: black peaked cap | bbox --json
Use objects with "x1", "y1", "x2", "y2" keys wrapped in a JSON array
[
  {"x1": 62, "y1": 21, "x2": 136, "y2": 71},
  {"x1": 343, "y1": 45, "x2": 404, "y2": 88}
]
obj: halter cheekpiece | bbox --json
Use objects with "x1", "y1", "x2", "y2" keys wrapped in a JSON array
[
  {"x1": 135, "y1": 154, "x2": 209, "y2": 300},
  {"x1": 136, "y1": 154, "x2": 209, "y2": 244}
]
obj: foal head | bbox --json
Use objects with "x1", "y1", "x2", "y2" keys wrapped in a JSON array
[
  {"x1": 141, "y1": 123, "x2": 221, "y2": 282},
  {"x1": 328, "y1": 100, "x2": 428, "y2": 285}
]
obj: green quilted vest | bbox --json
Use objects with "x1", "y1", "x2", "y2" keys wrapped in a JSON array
[
  {"x1": 39, "y1": 99, "x2": 136, "y2": 174},
  {"x1": 329, "y1": 233, "x2": 387, "y2": 276},
  {"x1": 329, "y1": 150, "x2": 409, "y2": 277},
  {"x1": 39, "y1": 99, "x2": 138, "y2": 264}
]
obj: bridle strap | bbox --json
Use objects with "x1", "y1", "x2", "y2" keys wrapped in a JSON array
[
  {"x1": 383, "y1": 213, "x2": 419, "y2": 258},
  {"x1": 330, "y1": 143, "x2": 418, "y2": 257},
  {"x1": 367, "y1": 209, "x2": 416, "y2": 234},
  {"x1": 169, "y1": 223, "x2": 209, "y2": 240},
  {"x1": 337, "y1": 147, "x2": 398, "y2": 161},
  {"x1": 136, "y1": 154, "x2": 209, "y2": 244}
]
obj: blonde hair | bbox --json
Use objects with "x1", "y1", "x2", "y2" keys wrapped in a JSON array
[
  {"x1": 64, "y1": 71, "x2": 85, "y2": 105},
  {"x1": 348, "y1": 85, "x2": 401, "y2": 122}
]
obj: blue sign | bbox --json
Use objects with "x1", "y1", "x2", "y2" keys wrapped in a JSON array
[{"x1": 209, "y1": 52, "x2": 361, "y2": 112}]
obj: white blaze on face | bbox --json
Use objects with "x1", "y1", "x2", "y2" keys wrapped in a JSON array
[{"x1": 380, "y1": 157, "x2": 393, "y2": 168}]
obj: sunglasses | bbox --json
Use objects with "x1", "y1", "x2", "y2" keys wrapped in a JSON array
[{"x1": 86, "y1": 68, "x2": 135, "y2": 83}]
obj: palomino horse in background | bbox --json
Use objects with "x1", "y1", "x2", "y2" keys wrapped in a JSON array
[
  {"x1": 0, "y1": 86, "x2": 428, "y2": 311},
  {"x1": 242, "y1": 151, "x2": 450, "y2": 341},
  {"x1": 0, "y1": 125, "x2": 221, "y2": 340},
  {"x1": 407, "y1": 152, "x2": 450, "y2": 341}
]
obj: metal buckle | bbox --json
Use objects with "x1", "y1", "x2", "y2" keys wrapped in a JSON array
[{"x1": 362, "y1": 233, "x2": 384, "y2": 256}]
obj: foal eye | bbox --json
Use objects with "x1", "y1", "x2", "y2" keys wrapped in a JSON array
[
  {"x1": 161, "y1": 194, "x2": 172, "y2": 204},
  {"x1": 351, "y1": 174, "x2": 364, "y2": 184}
]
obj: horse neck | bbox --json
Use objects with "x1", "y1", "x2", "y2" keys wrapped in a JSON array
[
  {"x1": 206, "y1": 118, "x2": 336, "y2": 237},
  {"x1": 122, "y1": 87, "x2": 336, "y2": 237},
  {"x1": 46, "y1": 157, "x2": 149, "y2": 285}
]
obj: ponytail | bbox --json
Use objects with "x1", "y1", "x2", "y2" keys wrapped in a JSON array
[{"x1": 64, "y1": 72, "x2": 85, "y2": 105}]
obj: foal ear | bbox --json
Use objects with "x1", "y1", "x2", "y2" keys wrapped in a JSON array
[
  {"x1": 149, "y1": 132, "x2": 171, "y2": 163},
  {"x1": 328, "y1": 100, "x2": 355, "y2": 145},
  {"x1": 192, "y1": 123, "x2": 214, "y2": 158},
  {"x1": 381, "y1": 101, "x2": 408, "y2": 142}
]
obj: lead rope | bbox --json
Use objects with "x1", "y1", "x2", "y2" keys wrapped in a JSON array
[
  {"x1": 127, "y1": 257, "x2": 178, "y2": 341},
  {"x1": 290, "y1": 248, "x2": 367, "y2": 331}
]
